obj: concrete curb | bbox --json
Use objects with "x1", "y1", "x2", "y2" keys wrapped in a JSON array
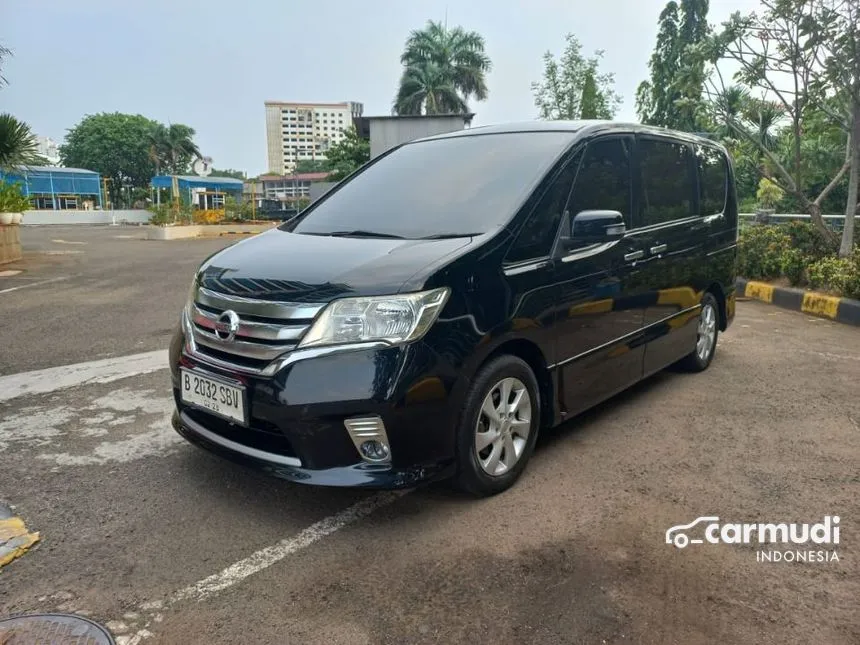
[
  {"x1": 0, "y1": 502, "x2": 40, "y2": 569},
  {"x1": 146, "y1": 223, "x2": 277, "y2": 240},
  {"x1": 736, "y1": 277, "x2": 860, "y2": 326}
]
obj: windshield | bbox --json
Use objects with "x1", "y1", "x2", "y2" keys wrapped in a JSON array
[{"x1": 291, "y1": 131, "x2": 576, "y2": 239}]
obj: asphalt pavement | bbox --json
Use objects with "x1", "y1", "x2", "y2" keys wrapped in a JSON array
[{"x1": 0, "y1": 226, "x2": 858, "y2": 644}]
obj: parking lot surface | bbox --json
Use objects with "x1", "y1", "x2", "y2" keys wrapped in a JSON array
[{"x1": 1, "y1": 226, "x2": 858, "y2": 644}]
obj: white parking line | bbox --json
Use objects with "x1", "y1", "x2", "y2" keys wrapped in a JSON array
[
  {"x1": 121, "y1": 490, "x2": 409, "y2": 644},
  {"x1": 173, "y1": 490, "x2": 407, "y2": 603},
  {"x1": 0, "y1": 276, "x2": 70, "y2": 294},
  {"x1": 0, "y1": 350, "x2": 169, "y2": 402}
]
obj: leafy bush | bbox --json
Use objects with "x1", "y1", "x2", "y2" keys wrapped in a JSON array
[
  {"x1": 738, "y1": 221, "x2": 860, "y2": 298},
  {"x1": 224, "y1": 196, "x2": 254, "y2": 221},
  {"x1": 147, "y1": 204, "x2": 171, "y2": 225},
  {"x1": 807, "y1": 252, "x2": 860, "y2": 299},
  {"x1": 0, "y1": 181, "x2": 31, "y2": 213},
  {"x1": 779, "y1": 248, "x2": 807, "y2": 286},
  {"x1": 193, "y1": 209, "x2": 225, "y2": 225},
  {"x1": 737, "y1": 225, "x2": 793, "y2": 280},
  {"x1": 738, "y1": 196, "x2": 757, "y2": 213},
  {"x1": 779, "y1": 220, "x2": 836, "y2": 260},
  {"x1": 147, "y1": 203, "x2": 194, "y2": 225}
]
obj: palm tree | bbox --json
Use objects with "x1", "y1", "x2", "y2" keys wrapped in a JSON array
[
  {"x1": 711, "y1": 85, "x2": 750, "y2": 136},
  {"x1": 163, "y1": 124, "x2": 200, "y2": 173},
  {"x1": 148, "y1": 123, "x2": 201, "y2": 175},
  {"x1": 394, "y1": 20, "x2": 491, "y2": 115},
  {"x1": 147, "y1": 123, "x2": 168, "y2": 176},
  {"x1": 743, "y1": 99, "x2": 784, "y2": 150},
  {"x1": 395, "y1": 63, "x2": 468, "y2": 116},
  {"x1": 0, "y1": 113, "x2": 45, "y2": 171}
]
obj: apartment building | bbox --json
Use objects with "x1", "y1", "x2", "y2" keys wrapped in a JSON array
[
  {"x1": 258, "y1": 172, "x2": 330, "y2": 201},
  {"x1": 265, "y1": 100, "x2": 363, "y2": 174}
]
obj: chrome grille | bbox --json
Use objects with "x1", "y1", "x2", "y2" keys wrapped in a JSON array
[{"x1": 187, "y1": 286, "x2": 326, "y2": 373}]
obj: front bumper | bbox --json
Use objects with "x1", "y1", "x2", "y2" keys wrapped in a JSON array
[
  {"x1": 169, "y1": 327, "x2": 461, "y2": 488},
  {"x1": 173, "y1": 410, "x2": 453, "y2": 488}
]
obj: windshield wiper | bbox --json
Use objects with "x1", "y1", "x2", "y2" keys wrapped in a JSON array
[
  {"x1": 325, "y1": 230, "x2": 406, "y2": 239},
  {"x1": 419, "y1": 233, "x2": 482, "y2": 239}
]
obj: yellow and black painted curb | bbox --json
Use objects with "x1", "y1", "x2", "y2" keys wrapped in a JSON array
[
  {"x1": 737, "y1": 278, "x2": 860, "y2": 326},
  {"x1": 0, "y1": 504, "x2": 40, "y2": 569}
]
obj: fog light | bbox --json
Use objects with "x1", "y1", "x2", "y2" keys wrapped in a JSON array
[
  {"x1": 344, "y1": 416, "x2": 392, "y2": 464},
  {"x1": 359, "y1": 440, "x2": 390, "y2": 462}
]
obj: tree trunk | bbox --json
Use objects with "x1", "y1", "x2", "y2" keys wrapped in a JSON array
[
  {"x1": 807, "y1": 202, "x2": 838, "y2": 244},
  {"x1": 839, "y1": 98, "x2": 860, "y2": 258}
]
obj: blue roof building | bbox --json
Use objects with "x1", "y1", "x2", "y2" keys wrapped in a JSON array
[
  {"x1": 0, "y1": 166, "x2": 103, "y2": 210},
  {"x1": 150, "y1": 175, "x2": 244, "y2": 209}
]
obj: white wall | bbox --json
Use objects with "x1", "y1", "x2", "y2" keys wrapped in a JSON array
[
  {"x1": 369, "y1": 116, "x2": 470, "y2": 159},
  {"x1": 23, "y1": 209, "x2": 151, "y2": 225}
]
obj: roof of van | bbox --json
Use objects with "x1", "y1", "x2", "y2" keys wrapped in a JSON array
[{"x1": 417, "y1": 120, "x2": 723, "y2": 146}]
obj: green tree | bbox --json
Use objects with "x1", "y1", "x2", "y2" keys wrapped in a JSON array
[
  {"x1": 579, "y1": 69, "x2": 606, "y2": 119},
  {"x1": 702, "y1": 1, "x2": 853, "y2": 244},
  {"x1": 323, "y1": 127, "x2": 370, "y2": 181},
  {"x1": 637, "y1": 2, "x2": 680, "y2": 125},
  {"x1": 531, "y1": 33, "x2": 620, "y2": 120},
  {"x1": 636, "y1": 0, "x2": 711, "y2": 130},
  {"x1": 60, "y1": 113, "x2": 163, "y2": 203},
  {"x1": 812, "y1": 0, "x2": 860, "y2": 256},
  {"x1": 209, "y1": 168, "x2": 247, "y2": 180},
  {"x1": 294, "y1": 159, "x2": 328, "y2": 174},
  {"x1": 394, "y1": 20, "x2": 491, "y2": 115},
  {"x1": 0, "y1": 114, "x2": 46, "y2": 170}
]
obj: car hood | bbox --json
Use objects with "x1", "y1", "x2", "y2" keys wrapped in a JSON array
[{"x1": 196, "y1": 228, "x2": 476, "y2": 302}]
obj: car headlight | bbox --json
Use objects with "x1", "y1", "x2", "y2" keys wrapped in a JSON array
[
  {"x1": 298, "y1": 287, "x2": 450, "y2": 349},
  {"x1": 184, "y1": 273, "x2": 199, "y2": 320}
]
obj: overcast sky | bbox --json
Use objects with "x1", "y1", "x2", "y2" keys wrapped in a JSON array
[{"x1": 2, "y1": 0, "x2": 760, "y2": 175}]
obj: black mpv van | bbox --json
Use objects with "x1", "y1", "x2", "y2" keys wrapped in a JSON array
[{"x1": 170, "y1": 121, "x2": 737, "y2": 496}]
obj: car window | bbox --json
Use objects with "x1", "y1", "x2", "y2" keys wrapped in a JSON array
[
  {"x1": 639, "y1": 138, "x2": 696, "y2": 226},
  {"x1": 696, "y1": 144, "x2": 728, "y2": 215},
  {"x1": 566, "y1": 138, "x2": 632, "y2": 224},
  {"x1": 505, "y1": 149, "x2": 582, "y2": 263},
  {"x1": 291, "y1": 132, "x2": 577, "y2": 239}
]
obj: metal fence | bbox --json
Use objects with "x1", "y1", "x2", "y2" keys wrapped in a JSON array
[{"x1": 738, "y1": 213, "x2": 846, "y2": 232}]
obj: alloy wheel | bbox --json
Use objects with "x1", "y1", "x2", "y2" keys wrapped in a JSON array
[
  {"x1": 696, "y1": 302, "x2": 717, "y2": 361},
  {"x1": 474, "y1": 377, "x2": 532, "y2": 476}
]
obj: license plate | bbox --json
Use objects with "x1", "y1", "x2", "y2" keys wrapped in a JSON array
[{"x1": 180, "y1": 368, "x2": 246, "y2": 425}]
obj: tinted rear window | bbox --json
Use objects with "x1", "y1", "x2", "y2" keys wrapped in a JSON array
[{"x1": 292, "y1": 132, "x2": 577, "y2": 239}]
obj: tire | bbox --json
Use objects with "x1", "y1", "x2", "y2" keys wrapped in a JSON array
[
  {"x1": 453, "y1": 355, "x2": 541, "y2": 496},
  {"x1": 677, "y1": 292, "x2": 720, "y2": 372}
]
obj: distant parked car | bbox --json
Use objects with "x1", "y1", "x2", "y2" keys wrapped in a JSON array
[{"x1": 169, "y1": 120, "x2": 738, "y2": 496}]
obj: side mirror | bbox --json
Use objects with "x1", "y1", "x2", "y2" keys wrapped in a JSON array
[{"x1": 570, "y1": 210, "x2": 626, "y2": 244}]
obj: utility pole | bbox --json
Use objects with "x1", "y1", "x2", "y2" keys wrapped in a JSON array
[{"x1": 102, "y1": 177, "x2": 110, "y2": 210}]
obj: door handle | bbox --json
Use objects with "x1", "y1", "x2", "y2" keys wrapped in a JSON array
[
  {"x1": 624, "y1": 250, "x2": 645, "y2": 262},
  {"x1": 650, "y1": 244, "x2": 668, "y2": 255}
]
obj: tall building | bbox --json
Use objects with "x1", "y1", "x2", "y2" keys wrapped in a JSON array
[
  {"x1": 265, "y1": 100, "x2": 363, "y2": 175},
  {"x1": 36, "y1": 136, "x2": 61, "y2": 166}
]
